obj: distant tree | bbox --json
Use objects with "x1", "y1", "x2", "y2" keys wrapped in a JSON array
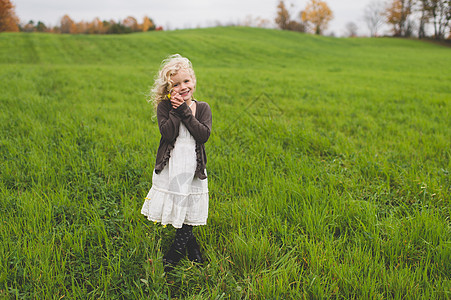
[
  {"x1": 345, "y1": 22, "x2": 358, "y2": 37},
  {"x1": 123, "y1": 16, "x2": 139, "y2": 32},
  {"x1": 142, "y1": 16, "x2": 151, "y2": 31},
  {"x1": 60, "y1": 14, "x2": 76, "y2": 33},
  {"x1": 385, "y1": 0, "x2": 414, "y2": 36},
  {"x1": 102, "y1": 20, "x2": 114, "y2": 33},
  {"x1": 427, "y1": 0, "x2": 451, "y2": 39},
  {"x1": 51, "y1": 25, "x2": 60, "y2": 34},
  {"x1": 0, "y1": 0, "x2": 19, "y2": 32},
  {"x1": 364, "y1": 0, "x2": 385, "y2": 37},
  {"x1": 287, "y1": 20, "x2": 306, "y2": 32},
  {"x1": 411, "y1": 0, "x2": 451, "y2": 39},
  {"x1": 275, "y1": 1, "x2": 306, "y2": 32},
  {"x1": 301, "y1": 0, "x2": 334, "y2": 35},
  {"x1": 22, "y1": 20, "x2": 35, "y2": 32},
  {"x1": 256, "y1": 18, "x2": 272, "y2": 28},
  {"x1": 142, "y1": 16, "x2": 155, "y2": 31},
  {"x1": 107, "y1": 20, "x2": 131, "y2": 34},
  {"x1": 36, "y1": 21, "x2": 47, "y2": 32},
  {"x1": 73, "y1": 21, "x2": 87, "y2": 34},
  {"x1": 86, "y1": 17, "x2": 105, "y2": 34},
  {"x1": 240, "y1": 15, "x2": 273, "y2": 28},
  {"x1": 275, "y1": 0, "x2": 290, "y2": 30},
  {"x1": 416, "y1": 0, "x2": 432, "y2": 38}
]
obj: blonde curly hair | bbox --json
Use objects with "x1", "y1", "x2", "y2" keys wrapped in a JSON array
[{"x1": 149, "y1": 54, "x2": 197, "y2": 110}]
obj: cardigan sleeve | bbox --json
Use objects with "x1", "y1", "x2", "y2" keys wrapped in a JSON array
[
  {"x1": 175, "y1": 101, "x2": 212, "y2": 144},
  {"x1": 157, "y1": 100, "x2": 181, "y2": 143}
]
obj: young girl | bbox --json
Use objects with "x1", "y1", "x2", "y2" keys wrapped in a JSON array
[{"x1": 141, "y1": 54, "x2": 212, "y2": 272}]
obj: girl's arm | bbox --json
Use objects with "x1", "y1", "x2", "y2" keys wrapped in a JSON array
[
  {"x1": 157, "y1": 100, "x2": 181, "y2": 143},
  {"x1": 175, "y1": 102, "x2": 212, "y2": 144}
]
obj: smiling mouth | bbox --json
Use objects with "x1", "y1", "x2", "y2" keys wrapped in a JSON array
[{"x1": 181, "y1": 90, "x2": 190, "y2": 97}]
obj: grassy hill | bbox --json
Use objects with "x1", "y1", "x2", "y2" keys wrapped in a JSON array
[{"x1": 0, "y1": 27, "x2": 450, "y2": 299}]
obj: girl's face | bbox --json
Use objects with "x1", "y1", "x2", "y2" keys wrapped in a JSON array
[{"x1": 170, "y1": 70, "x2": 195, "y2": 101}]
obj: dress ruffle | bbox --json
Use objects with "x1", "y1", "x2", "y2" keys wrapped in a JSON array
[{"x1": 141, "y1": 187, "x2": 209, "y2": 228}]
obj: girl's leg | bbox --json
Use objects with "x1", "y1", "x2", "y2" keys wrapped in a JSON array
[
  {"x1": 186, "y1": 235, "x2": 204, "y2": 264},
  {"x1": 163, "y1": 224, "x2": 193, "y2": 272}
]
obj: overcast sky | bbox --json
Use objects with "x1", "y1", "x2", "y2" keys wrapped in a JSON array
[{"x1": 13, "y1": 0, "x2": 387, "y2": 36}]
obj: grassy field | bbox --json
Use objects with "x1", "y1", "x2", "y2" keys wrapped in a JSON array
[{"x1": 0, "y1": 27, "x2": 450, "y2": 299}]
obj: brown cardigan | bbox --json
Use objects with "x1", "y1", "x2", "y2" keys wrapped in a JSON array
[{"x1": 154, "y1": 99, "x2": 212, "y2": 179}]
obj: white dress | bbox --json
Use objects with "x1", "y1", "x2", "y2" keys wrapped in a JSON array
[{"x1": 141, "y1": 122, "x2": 209, "y2": 228}]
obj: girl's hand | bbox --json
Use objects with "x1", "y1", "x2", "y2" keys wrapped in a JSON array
[{"x1": 170, "y1": 91, "x2": 184, "y2": 109}]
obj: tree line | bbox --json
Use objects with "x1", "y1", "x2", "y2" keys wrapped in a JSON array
[
  {"x1": 0, "y1": 0, "x2": 160, "y2": 34},
  {"x1": 48, "y1": 15, "x2": 159, "y2": 34},
  {"x1": 376, "y1": 0, "x2": 450, "y2": 39},
  {"x1": 1, "y1": 0, "x2": 449, "y2": 38},
  {"x1": 276, "y1": 0, "x2": 450, "y2": 39}
]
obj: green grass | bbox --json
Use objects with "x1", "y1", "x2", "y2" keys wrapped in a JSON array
[{"x1": 0, "y1": 27, "x2": 450, "y2": 299}]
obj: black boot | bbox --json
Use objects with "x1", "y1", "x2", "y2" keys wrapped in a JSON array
[
  {"x1": 187, "y1": 235, "x2": 204, "y2": 264},
  {"x1": 162, "y1": 248, "x2": 184, "y2": 273},
  {"x1": 163, "y1": 224, "x2": 193, "y2": 272}
]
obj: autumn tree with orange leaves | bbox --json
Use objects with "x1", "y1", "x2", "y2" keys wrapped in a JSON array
[
  {"x1": 60, "y1": 15, "x2": 77, "y2": 33},
  {"x1": 0, "y1": 0, "x2": 19, "y2": 32},
  {"x1": 301, "y1": 0, "x2": 333, "y2": 35},
  {"x1": 123, "y1": 16, "x2": 139, "y2": 32},
  {"x1": 142, "y1": 16, "x2": 155, "y2": 31},
  {"x1": 384, "y1": 0, "x2": 414, "y2": 36},
  {"x1": 86, "y1": 17, "x2": 107, "y2": 34}
]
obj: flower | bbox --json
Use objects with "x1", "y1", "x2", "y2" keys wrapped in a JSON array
[{"x1": 167, "y1": 93, "x2": 171, "y2": 99}]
